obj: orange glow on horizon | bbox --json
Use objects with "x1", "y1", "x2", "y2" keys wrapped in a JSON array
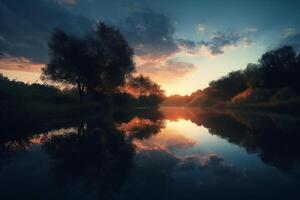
[{"x1": 0, "y1": 69, "x2": 41, "y2": 84}]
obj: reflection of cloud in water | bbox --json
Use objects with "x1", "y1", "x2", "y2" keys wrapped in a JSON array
[
  {"x1": 118, "y1": 117, "x2": 165, "y2": 139},
  {"x1": 133, "y1": 129, "x2": 197, "y2": 153},
  {"x1": 137, "y1": 149, "x2": 247, "y2": 179},
  {"x1": 132, "y1": 148, "x2": 248, "y2": 196},
  {"x1": 175, "y1": 153, "x2": 248, "y2": 182},
  {"x1": 119, "y1": 117, "x2": 157, "y2": 135},
  {"x1": 28, "y1": 128, "x2": 77, "y2": 145},
  {"x1": 132, "y1": 117, "x2": 247, "y2": 185},
  {"x1": 3, "y1": 128, "x2": 77, "y2": 151}
]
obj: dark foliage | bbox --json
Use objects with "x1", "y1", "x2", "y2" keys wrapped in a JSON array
[{"x1": 41, "y1": 21, "x2": 135, "y2": 102}]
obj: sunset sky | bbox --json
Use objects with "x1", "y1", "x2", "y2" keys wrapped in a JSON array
[{"x1": 1, "y1": 0, "x2": 300, "y2": 95}]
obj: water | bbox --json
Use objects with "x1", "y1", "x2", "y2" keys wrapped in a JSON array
[{"x1": 1, "y1": 107, "x2": 300, "y2": 200}]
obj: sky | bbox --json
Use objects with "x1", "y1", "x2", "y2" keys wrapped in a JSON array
[{"x1": 1, "y1": 0, "x2": 300, "y2": 95}]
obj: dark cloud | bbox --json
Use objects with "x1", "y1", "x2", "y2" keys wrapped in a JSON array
[
  {"x1": 178, "y1": 32, "x2": 250, "y2": 56},
  {"x1": 0, "y1": 3, "x2": 196, "y2": 80},
  {"x1": 119, "y1": 9, "x2": 197, "y2": 82},
  {"x1": 176, "y1": 38, "x2": 197, "y2": 54},
  {"x1": 202, "y1": 32, "x2": 242, "y2": 55},
  {"x1": 176, "y1": 39, "x2": 196, "y2": 49},
  {"x1": 0, "y1": 0, "x2": 92, "y2": 64},
  {"x1": 121, "y1": 9, "x2": 179, "y2": 57},
  {"x1": 0, "y1": 54, "x2": 43, "y2": 72},
  {"x1": 279, "y1": 33, "x2": 300, "y2": 52},
  {"x1": 0, "y1": 1, "x2": 251, "y2": 80}
]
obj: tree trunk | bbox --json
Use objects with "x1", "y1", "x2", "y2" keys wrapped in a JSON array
[
  {"x1": 104, "y1": 93, "x2": 114, "y2": 120},
  {"x1": 77, "y1": 82, "x2": 85, "y2": 104}
]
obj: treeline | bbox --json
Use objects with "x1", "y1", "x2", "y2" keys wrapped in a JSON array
[
  {"x1": 0, "y1": 73, "x2": 164, "y2": 119},
  {"x1": 164, "y1": 46, "x2": 300, "y2": 111}
]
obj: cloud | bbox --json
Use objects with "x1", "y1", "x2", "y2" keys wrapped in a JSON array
[
  {"x1": 121, "y1": 9, "x2": 197, "y2": 82},
  {"x1": 121, "y1": 9, "x2": 179, "y2": 57},
  {"x1": 196, "y1": 23, "x2": 206, "y2": 33},
  {"x1": 178, "y1": 31, "x2": 254, "y2": 56},
  {"x1": 120, "y1": 9, "x2": 253, "y2": 83},
  {"x1": 204, "y1": 32, "x2": 242, "y2": 54},
  {"x1": 282, "y1": 27, "x2": 296, "y2": 38},
  {"x1": 279, "y1": 32, "x2": 300, "y2": 51},
  {"x1": 0, "y1": 4, "x2": 196, "y2": 81},
  {"x1": 135, "y1": 54, "x2": 196, "y2": 83},
  {"x1": 0, "y1": 54, "x2": 43, "y2": 72},
  {"x1": 177, "y1": 39, "x2": 197, "y2": 52},
  {"x1": 0, "y1": 0, "x2": 92, "y2": 64},
  {"x1": 0, "y1": 1, "x2": 257, "y2": 83},
  {"x1": 121, "y1": 10, "x2": 250, "y2": 57}
]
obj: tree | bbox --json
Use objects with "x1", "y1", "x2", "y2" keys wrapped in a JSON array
[
  {"x1": 259, "y1": 46, "x2": 298, "y2": 89},
  {"x1": 123, "y1": 75, "x2": 165, "y2": 108},
  {"x1": 243, "y1": 63, "x2": 263, "y2": 88},
  {"x1": 86, "y1": 22, "x2": 135, "y2": 93},
  {"x1": 126, "y1": 75, "x2": 164, "y2": 97},
  {"x1": 41, "y1": 30, "x2": 94, "y2": 103},
  {"x1": 41, "y1": 22, "x2": 135, "y2": 103},
  {"x1": 208, "y1": 70, "x2": 247, "y2": 101}
]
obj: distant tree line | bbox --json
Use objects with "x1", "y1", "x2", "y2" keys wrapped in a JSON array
[{"x1": 163, "y1": 46, "x2": 300, "y2": 107}]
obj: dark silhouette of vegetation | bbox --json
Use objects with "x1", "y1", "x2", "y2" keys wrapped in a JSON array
[
  {"x1": 0, "y1": 73, "x2": 107, "y2": 130},
  {"x1": 126, "y1": 75, "x2": 164, "y2": 97},
  {"x1": 41, "y1": 22, "x2": 135, "y2": 103},
  {"x1": 0, "y1": 107, "x2": 165, "y2": 199},
  {"x1": 43, "y1": 122, "x2": 135, "y2": 200},
  {"x1": 124, "y1": 75, "x2": 165, "y2": 108}
]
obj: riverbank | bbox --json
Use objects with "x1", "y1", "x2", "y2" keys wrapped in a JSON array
[{"x1": 215, "y1": 99, "x2": 300, "y2": 117}]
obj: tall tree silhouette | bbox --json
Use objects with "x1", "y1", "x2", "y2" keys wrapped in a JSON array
[
  {"x1": 41, "y1": 22, "x2": 135, "y2": 103},
  {"x1": 86, "y1": 22, "x2": 135, "y2": 93},
  {"x1": 126, "y1": 75, "x2": 164, "y2": 97}
]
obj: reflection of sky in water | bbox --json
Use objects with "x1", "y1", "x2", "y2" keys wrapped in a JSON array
[
  {"x1": 165, "y1": 120, "x2": 265, "y2": 168},
  {"x1": 133, "y1": 119, "x2": 288, "y2": 184},
  {"x1": 135, "y1": 119, "x2": 265, "y2": 167}
]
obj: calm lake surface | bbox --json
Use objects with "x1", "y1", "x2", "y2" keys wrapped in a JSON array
[{"x1": 1, "y1": 107, "x2": 300, "y2": 200}]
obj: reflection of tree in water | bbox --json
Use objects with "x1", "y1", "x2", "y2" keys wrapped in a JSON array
[
  {"x1": 0, "y1": 137, "x2": 35, "y2": 171},
  {"x1": 118, "y1": 117, "x2": 165, "y2": 140},
  {"x1": 181, "y1": 108, "x2": 300, "y2": 172},
  {"x1": 0, "y1": 108, "x2": 166, "y2": 199},
  {"x1": 113, "y1": 107, "x2": 164, "y2": 124},
  {"x1": 43, "y1": 121, "x2": 135, "y2": 200}
]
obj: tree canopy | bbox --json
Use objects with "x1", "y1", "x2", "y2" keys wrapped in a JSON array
[
  {"x1": 125, "y1": 75, "x2": 164, "y2": 97},
  {"x1": 41, "y1": 21, "x2": 135, "y2": 102}
]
